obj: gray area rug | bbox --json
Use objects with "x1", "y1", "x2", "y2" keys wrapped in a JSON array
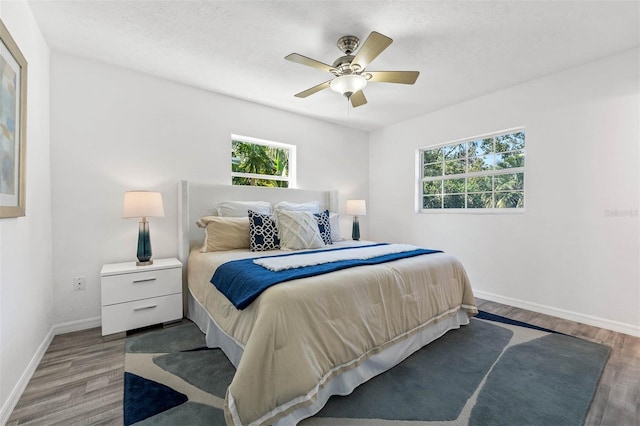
[{"x1": 124, "y1": 314, "x2": 610, "y2": 425}]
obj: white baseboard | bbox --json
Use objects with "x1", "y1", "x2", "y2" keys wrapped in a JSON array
[
  {"x1": 474, "y1": 289, "x2": 640, "y2": 338},
  {"x1": 52, "y1": 316, "x2": 101, "y2": 335},
  {"x1": 0, "y1": 326, "x2": 55, "y2": 425},
  {"x1": 0, "y1": 316, "x2": 102, "y2": 423}
]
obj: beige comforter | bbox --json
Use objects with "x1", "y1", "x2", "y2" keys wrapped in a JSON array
[{"x1": 188, "y1": 245, "x2": 477, "y2": 425}]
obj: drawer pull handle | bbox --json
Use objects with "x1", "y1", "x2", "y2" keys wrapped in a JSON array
[
  {"x1": 133, "y1": 304, "x2": 157, "y2": 311},
  {"x1": 132, "y1": 278, "x2": 156, "y2": 284}
]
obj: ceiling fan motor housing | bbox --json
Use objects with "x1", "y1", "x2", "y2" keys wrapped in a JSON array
[{"x1": 332, "y1": 55, "x2": 357, "y2": 75}]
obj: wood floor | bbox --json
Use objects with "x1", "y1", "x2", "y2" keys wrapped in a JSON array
[{"x1": 7, "y1": 299, "x2": 640, "y2": 425}]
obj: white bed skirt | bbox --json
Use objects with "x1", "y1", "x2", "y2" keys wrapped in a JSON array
[{"x1": 187, "y1": 289, "x2": 471, "y2": 425}]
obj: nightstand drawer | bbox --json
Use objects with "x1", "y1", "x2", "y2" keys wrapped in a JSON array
[
  {"x1": 101, "y1": 293, "x2": 182, "y2": 335},
  {"x1": 101, "y1": 267, "x2": 181, "y2": 306}
]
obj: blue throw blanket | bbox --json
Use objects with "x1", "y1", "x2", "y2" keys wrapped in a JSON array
[{"x1": 211, "y1": 244, "x2": 442, "y2": 309}]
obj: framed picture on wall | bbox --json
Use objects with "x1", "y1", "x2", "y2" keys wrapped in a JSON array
[{"x1": 0, "y1": 18, "x2": 27, "y2": 218}]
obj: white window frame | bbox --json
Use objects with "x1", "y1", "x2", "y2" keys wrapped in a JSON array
[
  {"x1": 231, "y1": 134, "x2": 297, "y2": 188},
  {"x1": 416, "y1": 127, "x2": 526, "y2": 214}
]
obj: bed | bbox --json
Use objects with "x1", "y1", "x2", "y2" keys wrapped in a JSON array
[{"x1": 178, "y1": 181, "x2": 477, "y2": 425}]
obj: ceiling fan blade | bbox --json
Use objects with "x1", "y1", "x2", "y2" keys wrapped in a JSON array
[
  {"x1": 285, "y1": 53, "x2": 334, "y2": 73},
  {"x1": 294, "y1": 80, "x2": 332, "y2": 98},
  {"x1": 350, "y1": 90, "x2": 367, "y2": 108},
  {"x1": 367, "y1": 71, "x2": 420, "y2": 84},
  {"x1": 352, "y1": 31, "x2": 393, "y2": 70}
]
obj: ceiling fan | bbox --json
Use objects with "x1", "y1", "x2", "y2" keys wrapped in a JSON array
[{"x1": 285, "y1": 31, "x2": 419, "y2": 108}]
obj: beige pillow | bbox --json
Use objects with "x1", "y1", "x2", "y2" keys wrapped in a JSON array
[
  {"x1": 196, "y1": 216, "x2": 250, "y2": 252},
  {"x1": 275, "y1": 210, "x2": 324, "y2": 250}
]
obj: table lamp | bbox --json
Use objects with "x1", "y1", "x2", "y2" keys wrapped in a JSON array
[
  {"x1": 122, "y1": 191, "x2": 165, "y2": 265},
  {"x1": 346, "y1": 199, "x2": 366, "y2": 241}
]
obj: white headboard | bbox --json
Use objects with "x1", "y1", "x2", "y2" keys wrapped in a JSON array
[{"x1": 177, "y1": 180, "x2": 338, "y2": 267}]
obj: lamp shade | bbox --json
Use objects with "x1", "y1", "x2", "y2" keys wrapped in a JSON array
[
  {"x1": 346, "y1": 199, "x2": 367, "y2": 216},
  {"x1": 122, "y1": 191, "x2": 165, "y2": 219},
  {"x1": 330, "y1": 75, "x2": 367, "y2": 97}
]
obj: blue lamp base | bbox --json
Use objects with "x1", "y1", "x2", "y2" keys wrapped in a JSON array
[
  {"x1": 352, "y1": 216, "x2": 360, "y2": 241},
  {"x1": 136, "y1": 221, "x2": 153, "y2": 266}
]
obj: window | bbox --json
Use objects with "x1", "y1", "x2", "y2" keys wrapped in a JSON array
[
  {"x1": 231, "y1": 135, "x2": 296, "y2": 188},
  {"x1": 418, "y1": 129, "x2": 525, "y2": 211}
]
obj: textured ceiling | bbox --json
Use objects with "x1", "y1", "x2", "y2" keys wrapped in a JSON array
[{"x1": 28, "y1": 0, "x2": 640, "y2": 131}]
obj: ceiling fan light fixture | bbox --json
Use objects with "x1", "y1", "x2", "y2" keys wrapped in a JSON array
[{"x1": 330, "y1": 74, "x2": 367, "y2": 98}]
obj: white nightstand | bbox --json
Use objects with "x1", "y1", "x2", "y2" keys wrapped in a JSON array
[{"x1": 100, "y1": 258, "x2": 183, "y2": 336}]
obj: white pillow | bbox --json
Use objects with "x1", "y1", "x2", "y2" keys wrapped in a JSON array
[
  {"x1": 274, "y1": 200, "x2": 320, "y2": 214},
  {"x1": 215, "y1": 201, "x2": 271, "y2": 217},
  {"x1": 329, "y1": 212, "x2": 343, "y2": 242},
  {"x1": 275, "y1": 210, "x2": 324, "y2": 250}
]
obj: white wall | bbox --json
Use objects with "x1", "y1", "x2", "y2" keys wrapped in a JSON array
[
  {"x1": 50, "y1": 52, "x2": 369, "y2": 325},
  {"x1": 369, "y1": 49, "x2": 640, "y2": 336},
  {"x1": 0, "y1": 0, "x2": 52, "y2": 421}
]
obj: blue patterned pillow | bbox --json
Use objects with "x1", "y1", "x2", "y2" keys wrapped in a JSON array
[
  {"x1": 314, "y1": 210, "x2": 332, "y2": 245},
  {"x1": 248, "y1": 210, "x2": 280, "y2": 251}
]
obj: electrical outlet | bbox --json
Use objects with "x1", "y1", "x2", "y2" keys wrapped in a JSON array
[{"x1": 73, "y1": 276, "x2": 86, "y2": 291}]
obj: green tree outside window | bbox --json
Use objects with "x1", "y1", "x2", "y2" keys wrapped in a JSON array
[
  {"x1": 231, "y1": 138, "x2": 293, "y2": 188},
  {"x1": 419, "y1": 129, "x2": 525, "y2": 211}
]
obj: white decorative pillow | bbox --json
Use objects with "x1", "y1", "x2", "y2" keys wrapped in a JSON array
[
  {"x1": 215, "y1": 201, "x2": 272, "y2": 217},
  {"x1": 330, "y1": 212, "x2": 343, "y2": 242},
  {"x1": 274, "y1": 200, "x2": 320, "y2": 214},
  {"x1": 196, "y1": 216, "x2": 250, "y2": 252},
  {"x1": 275, "y1": 210, "x2": 325, "y2": 250}
]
